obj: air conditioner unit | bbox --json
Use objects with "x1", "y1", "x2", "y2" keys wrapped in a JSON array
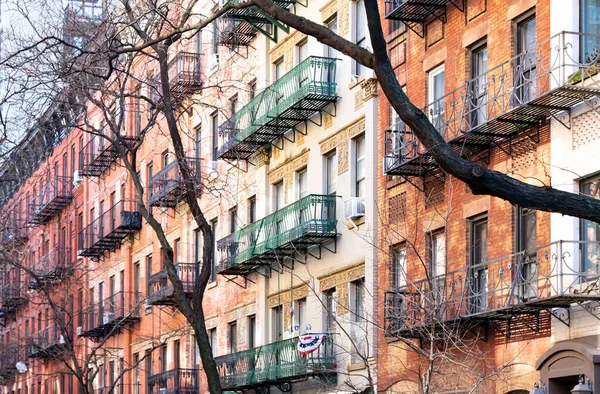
[
  {"x1": 209, "y1": 53, "x2": 219, "y2": 70},
  {"x1": 208, "y1": 161, "x2": 219, "y2": 181},
  {"x1": 103, "y1": 312, "x2": 115, "y2": 324},
  {"x1": 344, "y1": 197, "x2": 365, "y2": 220},
  {"x1": 73, "y1": 170, "x2": 83, "y2": 185},
  {"x1": 76, "y1": 326, "x2": 83, "y2": 336}
]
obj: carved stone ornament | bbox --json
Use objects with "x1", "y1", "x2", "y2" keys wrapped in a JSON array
[
  {"x1": 361, "y1": 78, "x2": 379, "y2": 101},
  {"x1": 319, "y1": 117, "x2": 365, "y2": 175},
  {"x1": 319, "y1": 263, "x2": 365, "y2": 291},
  {"x1": 268, "y1": 284, "x2": 310, "y2": 308}
]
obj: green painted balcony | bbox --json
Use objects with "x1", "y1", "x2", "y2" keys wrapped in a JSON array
[
  {"x1": 216, "y1": 194, "x2": 338, "y2": 276},
  {"x1": 215, "y1": 335, "x2": 336, "y2": 391},
  {"x1": 219, "y1": 0, "x2": 296, "y2": 47},
  {"x1": 217, "y1": 56, "x2": 337, "y2": 161}
]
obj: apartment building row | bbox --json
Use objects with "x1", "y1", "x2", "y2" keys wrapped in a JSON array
[{"x1": 2, "y1": 0, "x2": 600, "y2": 393}]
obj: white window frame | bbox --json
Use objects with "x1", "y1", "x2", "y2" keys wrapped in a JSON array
[{"x1": 428, "y1": 64, "x2": 445, "y2": 132}]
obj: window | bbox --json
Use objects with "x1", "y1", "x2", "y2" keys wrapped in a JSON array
[
  {"x1": 248, "y1": 196, "x2": 256, "y2": 224},
  {"x1": 211, "y1": 112, "x2": 219, "y2": 162},
  {"x1": 194, "y1": 229, "x2": 201, "y2": 265},
  {"x1": 162, "y1": 151, "x2": 170, "y2": 168},
  {"x1": 248, "y1": 315, "x2": 256, "y2": 348},
  {"x1": 326, "y1": 16, "x2": 338, "y2": 60},
  {"x1": 392, "y1": 245, "x2": 407, "y2": 289},
  {"x1": 272, "y1": 305, "x2": 283, "y2": 341},
  {"x1": 209, "y1": 328, "x2": 217, "y2": 356},
  {"x1": 173, "y1": 340, "x2": 180, "y2": 369},
  {"x1": 297, "y1": 40, "x2": 308, "y2": 64},
  {"x1": 354, "y1": 136, "x2": 366, "y2": 198},
  {"x1": 389, "y1": 18, "x2": 403, "y2": 35},
  {"x1": 147, "y1": 162, "x2": 154, "y2": 187},
  {"x1": 351, "y1": 279, "x2": 366, "y2": 362},
  {"x1": 428, "y1": 65, "x2": 445, "y2": 132},
  {"x1": 230, "y1": 206, "x2": 238, "y2": 234},
  {"x1": 581, "y1": 0, "x2": 600, "y2": 61},
  {"x1": 429, "y1": 231, "x2": 446, "y2": 278},
  {"x1": 469, "y1": 218, "x2": 488, "y2": 314},
  {"x1": 212, "y1": 22, "x2": 219, "y2": 55},
  {"x1": 326, "y1": 152, "x2": 337, "y2": 195},
  {"x1": 274, "y1": 182, "x2": 284, "y2": 211},
  {"x1": 324, "y1": 288, "x2": 337, "y2": 331},
  {"x1": 354, "y1": 0, "x2": 366, "y2": 75},
  {"x1": 295, "y1": 298, "x2": 307, "y2": 334},
  {"x1": 134, "y1": 262, "x2": 140, "y2": 303},
  {"x1": 516, "y1": 206, "x2": 537, "y2": 300},
  {"x1": 228, "y1": 322, "x2": 237, "y2": 353},
  {"x1": 135, "y1": 93, "x2": 142, "y2": 136},
  {"x1": 470, "y1": 44, "x2": 488, "y2": 128},
  {"x1": 581, "y1": 176, "x2": 600, "y2": 274},
  {"x1": 229, "y1": 95, "x2": 238, "y2": 117},
  {"x1": 160, "y1": 344, "x2": 167, "y2": 372},
  {"x1": 274, "y1": 58, "x2": 285, "y2": 81},
  {"x1": 146, "y1": 254, "x2": 153, "y2": 305},
  {"x1": 516, "y1": 15, "x2": 537, "y2": 103},
  {"x1": 248, "y1": 80, "x2": 257, "y2": 101},
  {"x1": 210, "y1": 219, "x2": 218, "y2": 281},
  {"x1": 297, "y1": 168, "x2": 308, "y2": 200},
  {"x1": 195, "y1": 127, "x2": 202, "y2": 159}
]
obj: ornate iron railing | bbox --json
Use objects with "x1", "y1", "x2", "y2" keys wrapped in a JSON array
[
  {"x1": 215, "y1": 334, "x2": 336, "y2": 390},
  {"x1": 26, "y1": 323, "x2": 69, "y2": 359},
  {"x1": 147, "y1": 263, "x2": 197, "y2": 306},
  {"x1": 384, "y1": 31, "x2": 600, "y2": 176},
  {"x1": 384, "y1": 240, "x2": 600, "y2": 338},
  {"x1": 216, "y1": 194, "x2": 337, "y2": 274},
  {"x1": 151, "y1": 52, "x2": 202, "y2": 104},
  {"x1": 80, "y1": 132, "x2": 140, "y2": 177},
  {"x1": 28, "y1": 176, "x2": 73, "y2": 225},
  {"x1": 147, "y1": 368, "x2": 199, "y2": 394},
  {"x1": 78, "y1": 200, "x2": 142, "y2": 258},
  {"x1": 29, "y1": 247, "x2": 73, "y2": 289},
  {"x1": 148, "y1": 158, "x2": 202, "y2": 207},
  {"x1": 217, "y1": 56, "x2": 337, "y2": 160},
  {"x1": 80, "y1": 291, "x2": 141, "y2": 340},
  {"x1": 0, "y1": 344, "x2": 24, "y2": 384},
  {"x1": 1, "y1": 271, "x2": 27, "y2": 316}
]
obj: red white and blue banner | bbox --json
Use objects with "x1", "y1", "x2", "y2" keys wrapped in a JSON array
[{"x1": 297, "y1": 334, "x2": 326, "y2": 356}]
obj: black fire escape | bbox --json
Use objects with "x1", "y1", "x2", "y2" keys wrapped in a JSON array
[
  {"x1": 384, "y1": 0, "x2": 464, "y2": 37},
  {"x1": 29, "y1": 247, "x2": 74, "y2": 290},
  {"x1": 27, "y1": 176, "x2": 73, "y2": 226},
  {"x1": 147, "y1": 263, "x2": 197, "y2": 306},
  {"x1": 79, "y1": 291, "x2": 140, "y2": 341},
  {"x1": 148, "y1": 158, "x2": 202, "y2": 208},
  {"x1": 78, "y1": 200, "x2": 142, "y2": 259}
]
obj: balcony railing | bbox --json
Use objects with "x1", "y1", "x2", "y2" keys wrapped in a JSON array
[
  {"x1": 0, "y1": 345, "x2": 24, "y2": 385},
  {"x1": 147, "y1": 263, "x2": 197, "y2": 306},
  {"x1": 0, "y1": 208, "x2": 28, "y2": 245},
  {"x1": 384, "y1": 0, "x2": 463, "y2": 37},
  {"x1": 78, "y1": 200, "x2": 142, "y2": 259},
  {"x1": 384, "y1": 31, "x2": 600, "y2": 177},
  {"x1": 219, "y1": 0, "x2": 297, "y2": 46},
  {"x1": 148, "y1": 158, "x2": 202, "y2": 208},
  {"x1": 147, "y1": 368, "x2": 199, "y2": 394},
  {"x1": 217, "y1": 57, "x2": 337, "y2": 161},
  {"x1": 384, "y1": 240, "x2": 600, "y2": 339},
  {"x1": 26, "y1": 323, "x2": 69, "y2": 359},
  {"x1": 0, "y1": 278, "x2": 27, "y2": 318},
  {"x1": 80, "y1": 133, "x2": 140, "y2": 177},
  {"x1": 215, "y1": 334, "x2": 336, "y2": 390},
  {"x1": 65, "y1": 0, "x2": 105, "y2": 21},
  {"x1": 217, "y1": 194, "x2": 338, "y2": 275},
  {"x1": 154, "y1": 52, "x2": 203, "y2": 103},
  {"x1": 28, "y1": 176, "x2": 73, "y2": 225},
  {"x1": 29, "y1": 247, "x2": 73, "y2": 290},
  {"x1": 80, "y1": 291, "x2": 140, "y2": 340}
]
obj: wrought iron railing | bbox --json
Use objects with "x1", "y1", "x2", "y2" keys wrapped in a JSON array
[
  {"x1": 384, "y1": 240, "x2": 600, "y2": 337},
  {"x1": 147, "y1": 263, "x2": 197, "y2": 305},
  {"x1": 0, "y1": 205, "x2": 28, "y2": 245},
  {"x1": 78, "y1": 200, "x2": 142, "y2": 258},
  {"x1": 80, "y1": 291, "x2": 141, "y2": 339},
  {"x1": 217, "y1": 56, "x2": 337, "y2": 160},
  {"x1": 80, "y1": 132, "x2": 139, "y2": 177},
  {"x1": 151, "y1": 52, "x2": 202, "y2": 103},
  {"x1": 384, "y1": 31, "x2": 600, "y2": 176},
  {"x1": 29, "y1": 247, "x2": 73, "y2": 289},
  {"x1": 216, "y1": 194, "x2": 337, "y2": 273},
  {"x1": 28, "y1": 176, "x2": 73, "y2": 225},
  {"x1": 65, "y1": 0, "x2": 105, "y2": 21},
  {"x1": 0, "y1": 344, "x2": 24, "y2": 384},
  {"x1": 215, "y1": 334, "x2": 336, "y2": 389},
  {"x1": 26, "y1": 323, "x2": 69, "y2": 358},
  {"x1": 147, "y1": 368, "x2": 199, "y2": 394},
  {"x1": 148, "y1": 158, "x2": 202, "y2": 207},
  {"x1": 1, "y1": 273, "x2": 27, "y2": 314}
]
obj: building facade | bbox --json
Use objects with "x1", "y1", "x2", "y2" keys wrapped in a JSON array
[
  {"x1": 0, "y1": 0, "x2": 380, "y2": 392},
  {"x1": 378, "y1": 0, "x2": 600, "y2": 393}
]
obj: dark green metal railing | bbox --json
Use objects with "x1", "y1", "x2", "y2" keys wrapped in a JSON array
[
  {"x1": 217, "y1": 56, "x2": 337, "y2": 161},
  {"x1": 216, "y1": 194, "x2": 337, "y2": 275},
  {"x1": 215, "y1": 334, "x2": 336, "y2": 390}
]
